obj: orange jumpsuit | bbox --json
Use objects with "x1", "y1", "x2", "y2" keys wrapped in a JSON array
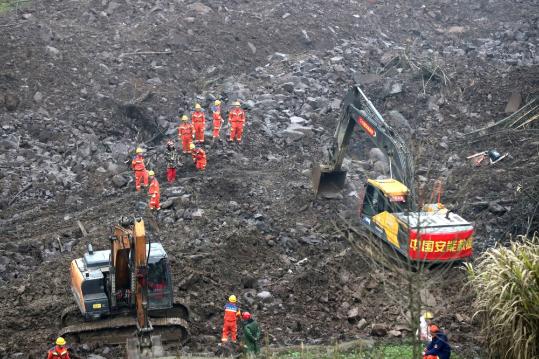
[
  {"x1": 178, "y1": 123, "x2": 195, "y2": 153},
  {"x1": 191, "y1": 110, "x2": 206, "y2": 143},
  {"x1": 228, "y1": 107, "x2": 246, "y2": 142},
  {"x1": 191, "y1": 148, "x2": 207, "y2": 171},
  {"x1": 212, "y1": 109, "x2": 223, "y2": 139},
  {"x1": 148, "y1": 177, "x2": 160, "y2": 210},
  {"x1": 47, "y1": 346, "x2": 70, "y2": 359},
  {"x1": 221, "y1": 302, "x2": 240, "y2": 342},
  {"x1": 131, "y1": 154, "x2": 148, "y2": 191}
]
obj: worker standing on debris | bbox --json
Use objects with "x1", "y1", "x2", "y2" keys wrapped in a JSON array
[
  {"x1": 131, "y1": 147, "x2": 148, "y2": 191},
  {"x1": 190, "y1": 143, "x2": 207, "y2": 171},
  {"x1": 192, "y1": 103, "x2": 206, "y2": 143},
  {"x1": 222, "y1": 294, "x2": 241, "y2": 343},
  {"x1": 178, "y1": 115, "x2": 195, "y2": 153},
  {"x1": 47, "y1": 337, "x2": 70, "y2": 359},
  {"x1": 423, "y1": 325, "x2": 451, "y2": 359},
  {"x1": 164, "y1": 139, "x2": 177, "y2": 183},
  {"x1": 212, "y1": 100, "x2": 223, "y2": 141},
  {"x1": 147, "y1": 170, "x2": 160, "y2": 211},
  {"x1": 241, "y1": 312, "x2": 261, "y2": 355},
  {"x1": 418, "y1": 311, "x2": 435, "y2": 342},
  {"x1": 228, "y1": 100, "x2": 246, "y2": 143}
]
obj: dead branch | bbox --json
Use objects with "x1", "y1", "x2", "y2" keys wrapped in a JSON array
[{"x1": 8, "y1": 183, "x2": 32, "y2": 206}]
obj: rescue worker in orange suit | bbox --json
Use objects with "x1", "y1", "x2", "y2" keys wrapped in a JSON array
[
  {"x1": 190, "y1": 143, "x2": 207, "y2": 171},
  {"x1": 228, "y1": 100, "x2": 246, "y2": 143},
  {"x1": 147, "y1": 170, "x2": 160, "y2": 211},
  {"x1": 131, "y1": 147, "x2": 148, "y2": 191},
  {"x1": 212, "y1": 100, "x2": 223, "y2": 141},
  {"x1": 192, "y1": 103, "x2": 206, "y2": 143},
  {"x1": 222, "y1": 294, "x2": 241, "y2": 343},
  {"x1": 47, "y1": 337, "x2": 70, "y2": 359},
  {"x1": 178, "y1": 115, "x2": 195, "y2": 153},
  {"x1": 164, "y1": 139, "x2": 177, "y2": 183},
  {"x1": 423, "y1": 325, "x2": 451, "y2": 359}
]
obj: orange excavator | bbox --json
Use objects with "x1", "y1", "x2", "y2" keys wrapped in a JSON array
[
  {"x1": 313, "y1": 85, "x2": 474, "y2": 262},
  {"x1": 60, "y1": 216, "x2": 188, "y2": 358}
]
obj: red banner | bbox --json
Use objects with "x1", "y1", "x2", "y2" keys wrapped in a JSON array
[{"x1": 407, "y1": 229, "x2": 474, "y2": 261}]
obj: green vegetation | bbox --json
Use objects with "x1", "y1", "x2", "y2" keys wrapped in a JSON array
[
  {"x1": 0, "y1": 0, "x2": 27, "y2": 13},
  {"x1": 466, "y1": 234, "x2": 539, "y2": 359},
  {"x1": 271, "y1": 342, "x2": 463, "y2": 359}
]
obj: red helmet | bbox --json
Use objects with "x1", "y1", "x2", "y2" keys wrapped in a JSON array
[
  {"x1": 241, "y1": 312, "x2": 251, "y2": 320},
  {"x1": 430, "y1": 325, "x2": 439, "y2": 334}
]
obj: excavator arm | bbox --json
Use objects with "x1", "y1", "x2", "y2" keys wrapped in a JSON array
[{"x1": 313, "y1": 85, "x2": 414, "y2": 194}]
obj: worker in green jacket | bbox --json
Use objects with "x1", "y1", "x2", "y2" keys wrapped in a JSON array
[{"x1": 241, "y1": 311, "x2": 261, "y2": 355}]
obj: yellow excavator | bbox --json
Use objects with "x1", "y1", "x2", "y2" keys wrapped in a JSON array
[
  {"x1": 313, "y1": 85, "x2": 474, "y2": 262},
  {"x1": 60, "y1": 216, "x2": 189, "y2": 358}
]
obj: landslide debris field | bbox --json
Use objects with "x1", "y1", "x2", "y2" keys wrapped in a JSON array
[{"x1": 0, "y1": 0, "x2": 538, "y2": 358}]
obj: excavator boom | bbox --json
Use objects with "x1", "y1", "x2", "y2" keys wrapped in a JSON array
[{"x1": 313, "y1": 85, "x2": 414, "y2": 195}]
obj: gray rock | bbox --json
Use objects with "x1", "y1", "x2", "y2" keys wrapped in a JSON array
[
  {"x1": 488, "y1": 201, "x2": 507, "y2": 215},
  {"x1": 388, "y1": 330, "x2": 402, "y2": 337},
  {"x1": 389, "y1": 82, "x2": 403, "y2": 95},
  {"x1": 111, "y1": 174, "x2": 128, "y2": 188},
  {"x1": 33, "y1": 91, "x2": 43, "y2": 102},
  {"x1": 373, "y1": 160, "x2": 389, "y2": 174},
  {"x1": 370, "y1": 323, "x2": 388, "y2": 337},
  {"x1": 247, "y1": 42, "x2": 256, "y2": 54},
  {"x1": 347, "y1": 307, "x2": 360, "y2": 322},
  {"x1": 46, "y1": 45, "x2": 60, "y2": 57},
  {"x1": 369, "y1": 148, "x2": 387, "y2": 163},
  {"x1": 301, "y1": 29, "x2": 312, "y2": 45},
  {"x1": 147, "y1": 77, "x2": 162, "y2": 85},
  {"x1": 187, "y1": 2, "x2": 213, "y2": 15},
  {"x1": 87, "y1": 355, "x2": 107, "y2": 359},
  {"x1": 282, "y1": 82, "x2": 295, "y2": 93},
  {"x1": 256, "y1": 290, "x2": 273, "y2": 302},
  {"x1": 387, "y1": 110, "x2": 412, "y2": 134},
  {"x1": 160, "y1": 198, "x2": 175, "y2": 210},
  {"x1": 504, "y1": 92, "x2": 522, "y2": 114},
  {"x1": 4, "y1": 94, "x2": 19, "y2": 111},
  {"x1": 357, "y1": 318, "x2": 368, "y2": 330}
]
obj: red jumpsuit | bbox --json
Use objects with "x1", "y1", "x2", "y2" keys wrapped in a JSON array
[
  {"x1": 228, "y1": 107, "x2": 246, "y2": 142},
  {"x1": 178, "y1": 123, "x2": 195, "y2": 153},
  {"x1": 191, "y1": 148, "x2": 207, "y2": 171},
  {"x1": 131, "y1": 154, "x2": 148, "y2": 191},
  {"x1": 221, "y1": 302, "x2": 240, "y2": 342},
  {"x1": 47, "y1": 346, "x2": 70, "y2": 359},
  {"x1": 148, "y1": 177, "x2": 160, "y2": 210},
  {"x1": 212, "y1": 108, "x2": 223, "y2": 139},
  {"x1": 191, "y1": 110, "x2": 206, "y2": 143}
]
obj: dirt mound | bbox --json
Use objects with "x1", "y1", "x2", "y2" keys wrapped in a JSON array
[{"x1": 1, "y1": 0, "x2": 538, "y2": 358}]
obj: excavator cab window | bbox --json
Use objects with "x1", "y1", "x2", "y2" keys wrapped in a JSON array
[
  {"x1": 362, "y1": 183, "x2": 405, "y2": 217},
  {"x1": 147, "y1": 258, "x2": 173, "y2": 309}
]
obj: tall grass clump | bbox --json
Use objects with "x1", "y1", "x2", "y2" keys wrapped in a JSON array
[{"x1": 465, "y1": 234, "x2": 539, "y2": 359}]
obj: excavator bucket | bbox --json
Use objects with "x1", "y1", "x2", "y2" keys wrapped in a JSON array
[{"x1": 312, "y1": 163, "x2": 347, "y2": 196}]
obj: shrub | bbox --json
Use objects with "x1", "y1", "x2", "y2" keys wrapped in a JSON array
[{"x1": 465, "y1": 234, "x2": 539, "y2": 359}]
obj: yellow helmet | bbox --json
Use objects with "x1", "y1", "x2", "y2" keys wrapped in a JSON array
[
  {"x1": 424, "y1": 311, "x2": 434, "y2": 320},
  {"x1": 233, "y1": 101, "x2": 241, "y2": 107},
  {"x1": 189, "y1": 143, "x2": 196, "y2": 150},
  {"x1": 214, "y1": 100, "x2": 221, "y2": 106},
  {"x1": 181, "y1": 115, "x2": 188, "y2": 121},
  {"x1": 135, "y1": 147, "x2": 143, "y2": 154},
  {"x1": 56, "y1": 337, "x2": 66, "y2": 346},
  {"x1": 195, "y1": 103, "x2": 202, "y2": 110},
  {"x1": 228, "y1": 295, "x2": 237, "y2": 303},
  {"x1": 148, "y1": 170, "x2": 155, "y2": 177}
]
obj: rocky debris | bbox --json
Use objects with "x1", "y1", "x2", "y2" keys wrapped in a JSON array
[
  {"x1": 0, "y1": 0, "x2": 536, "y2": 356},
  {"x1": 488, "y1": 201, "x2": 507, "y2": 215}
]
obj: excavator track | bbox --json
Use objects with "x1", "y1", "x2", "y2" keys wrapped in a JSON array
[{"x1": 59, "y1": 303, "x2": 189, "y2": 346}]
